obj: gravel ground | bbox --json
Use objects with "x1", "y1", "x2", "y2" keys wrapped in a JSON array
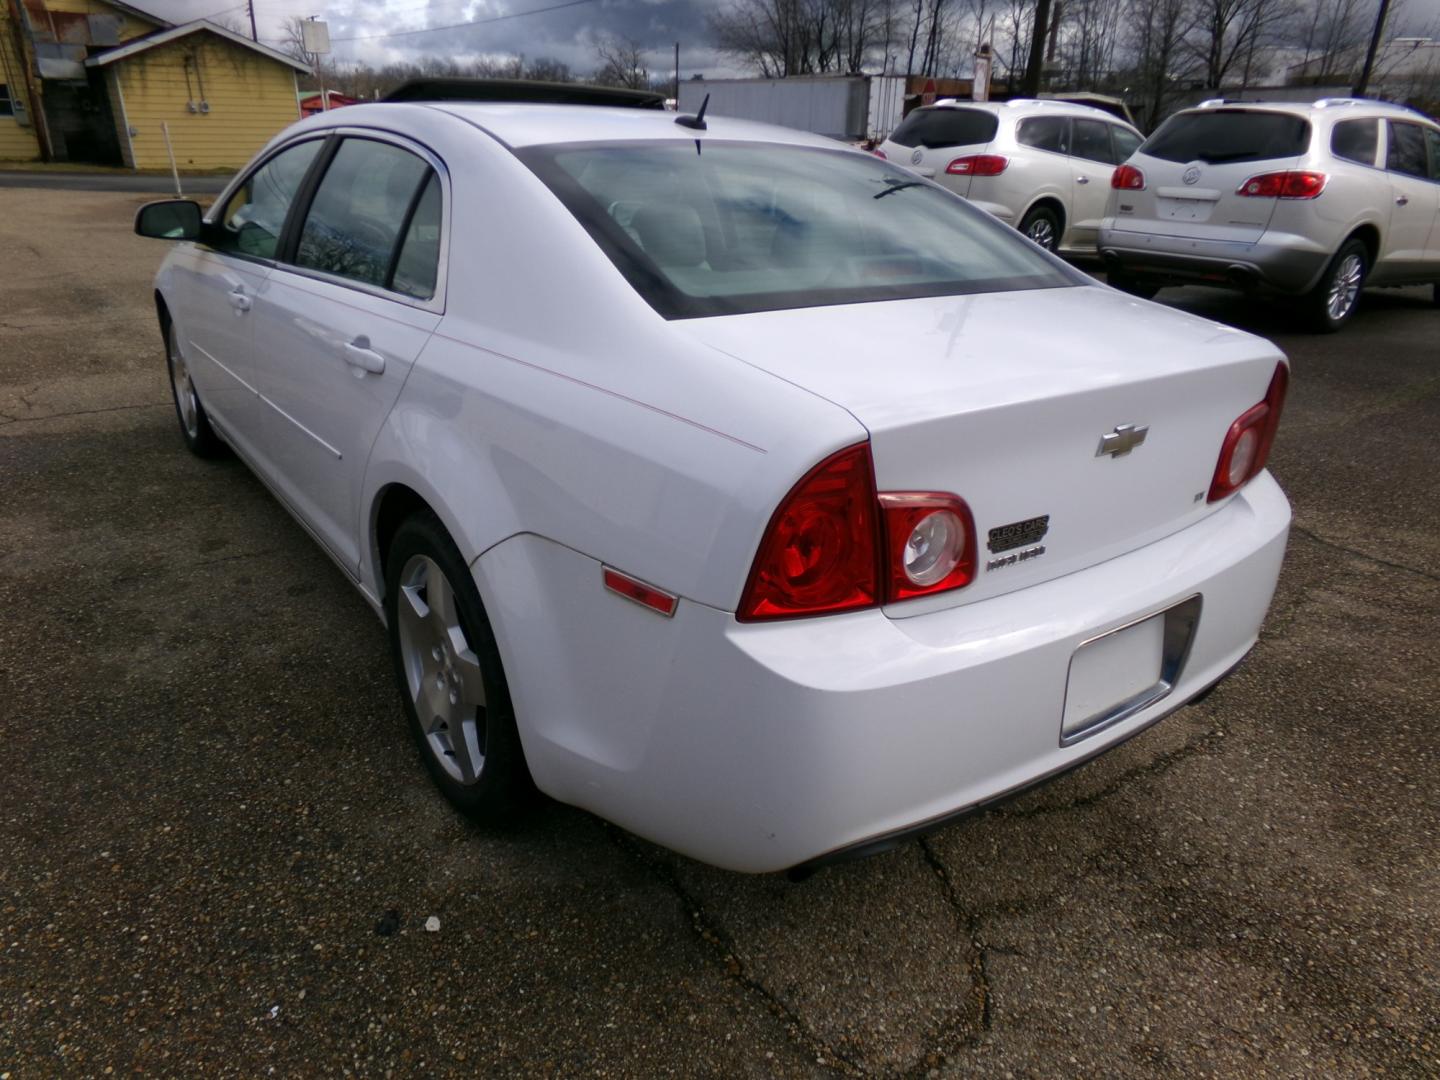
[{"x1": 1, "y1": 186, "x2": 1436, "y2": 1078}]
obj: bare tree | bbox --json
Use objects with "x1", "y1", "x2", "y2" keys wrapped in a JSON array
[
  {"x1": 1124, "y1": 0, "x2": 1198, "y2": 128},
  {"x1": 711, "y1": 0, "x2": 899, "y2": 76},
  {"x1": 1186, "y1": 0, "x2": 1296, "y2": 89},
  {"x1": 592, "y1": 33, "x2": 651, "y2": 89}
]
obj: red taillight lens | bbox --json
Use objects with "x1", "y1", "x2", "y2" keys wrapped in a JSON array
[
  {"x1": 1208, "y1": 363, "x2": 1289, "y2": 502},
  {"x1": 946, "y1": 154, "x2": 1008, "y2": 176},
  {"x1": 873, "y1": 147, "x2": 887, "y2": 159},
  {"x1": 1112, "y1": 164, "x2": 1145, "y2": 189},
  {"x1": 738, "y1": 443, "x2": 881, "y2": 621},
  {"x1": 878, "y1": 493, "x2": 977, "y2": 602},
  {"x1": 1236, "y1": 171, "x2": 1327, "y2": 199},
  {"x1": 739, "y1": 445, "x2": 979, "y2": 621}
]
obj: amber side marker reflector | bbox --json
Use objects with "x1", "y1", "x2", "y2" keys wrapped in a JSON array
[{"x1": 603, "y1": 567, "x2": 678, "y2": 617}]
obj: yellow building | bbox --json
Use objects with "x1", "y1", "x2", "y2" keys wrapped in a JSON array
[{"x1": 1, "y1": 0, "x2": 309, "y2": 169}]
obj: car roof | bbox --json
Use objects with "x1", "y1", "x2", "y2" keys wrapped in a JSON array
[
  {"x1": 1180, "y1": 97, "x2": 1433, "y2": 122},
  {"x1": 927, "y1": 97, "x2": 1129, "y2": 122}
]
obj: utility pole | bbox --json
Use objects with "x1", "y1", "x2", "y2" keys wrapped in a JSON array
[
  {"x1": 247, "y1": 0, "x2": 258, "y2": 41},
  {"x1": 1020, "y1": 0, "x2": 1054, "y2": 96},
  {"x1": 1352, "y1": 0, "x2": 1391, "y2": 97},
  {"x1": 673, "y1": 41, "x2": 679, "y2": 104}
]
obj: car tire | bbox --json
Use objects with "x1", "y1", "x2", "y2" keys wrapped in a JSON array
[
  {"x1": 165, "y1": 321, "x2": 226, "y2": 457},
  {"x1": 1306, "y1": 239, "x2": 1368, "y2": 333},
  {"x1": 1019, "y1": 205, "x2": 1061, "y2": 252},
  {"x1": 384, "y1": 511, "x2": 533, "y2": 821},
  {"x1": 1107, "y1": 272, "x2": 1160, "y2": 300}
]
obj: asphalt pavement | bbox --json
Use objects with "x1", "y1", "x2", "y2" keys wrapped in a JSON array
[{"x1": 1, "y1": 185, "x2": 1437, "y2": 1077}]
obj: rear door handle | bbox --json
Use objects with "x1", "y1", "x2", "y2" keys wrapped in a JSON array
[
  {"x1": 343, "y1": 338, "x2": 386, "y2": 375},
  {"x1": 1076, "y1": 176, "x2": 1090, "y2": 184},
  {"x1": 1395, "y1": 194, "x2": 1409, "y2": 206},
  {"x1": 228, "y1": 287, "x2": 251, "y2": 312}
]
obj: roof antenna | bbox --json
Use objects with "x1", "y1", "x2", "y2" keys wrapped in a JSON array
[{"x1": 675, "y1": 93, "x2": 708, "y2": 131}]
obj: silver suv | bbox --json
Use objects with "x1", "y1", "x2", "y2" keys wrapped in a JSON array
[
  {"x1": 878, "y1": 99, "x2": 1143, "y2": 254},
  {"x1": 1099, "y1": 98, "x2": 1440, "y2": 331}
]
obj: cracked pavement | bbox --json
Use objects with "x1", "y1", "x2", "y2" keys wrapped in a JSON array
[{"x1": 1, "y1": 186, "x2": 1437, "y2": 1077}]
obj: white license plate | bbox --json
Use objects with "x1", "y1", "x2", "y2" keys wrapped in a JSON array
[
  {"x1": 1159, "y1": 199, "x2": 1213, "y2": 222},
  {"x1": 1062, "y1": 613, "x2": 1166, "y2": 742}
]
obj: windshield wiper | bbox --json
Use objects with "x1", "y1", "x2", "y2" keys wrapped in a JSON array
[{"x1": 875, "y1": 180, "x2": 927, "y2": 199}]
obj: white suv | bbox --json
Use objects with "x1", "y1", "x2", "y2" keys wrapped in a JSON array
[
  {"x1": 1099, "y1": 98, "x2": 1440, "y2": 331},
  {"x1": 878, "y1": 99, "x2": 1144, "y2": 254}
]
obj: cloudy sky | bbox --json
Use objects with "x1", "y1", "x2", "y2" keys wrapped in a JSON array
[
  {"x1": 140, "y1": 0, "x2": 1439, "y2": 79},
  {"x1": 142, "y1": 0, "x2": 730, "y2": 78}
]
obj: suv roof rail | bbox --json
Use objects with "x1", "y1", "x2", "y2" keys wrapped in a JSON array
[
  {"x1": 1313, "y1": 96, "x2": 1426, "y2": 116},
  {"x1": 382, "y1": 78, "x2": 667, "y2": 110}
]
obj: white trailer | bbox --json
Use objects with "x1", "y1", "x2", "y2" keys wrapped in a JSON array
[{"x1": 677, "y1": 75, "x2": 907, "y2": 143}]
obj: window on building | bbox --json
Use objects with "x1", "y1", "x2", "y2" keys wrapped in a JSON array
[{"x1": 0, "y1": 84, "x2": 14, "y2": 118}]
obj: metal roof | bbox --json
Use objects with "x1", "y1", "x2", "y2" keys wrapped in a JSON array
[{"x1": 84, "y1": 20, "x2": 312, "y2": 74}]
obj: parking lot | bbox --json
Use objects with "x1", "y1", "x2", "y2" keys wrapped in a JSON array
[{"x1": 1, "y1": 184, "x2": 1436, "y2": 1077}]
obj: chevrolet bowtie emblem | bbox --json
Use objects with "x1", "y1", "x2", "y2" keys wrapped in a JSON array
[{"x1": 1097, "y1": 423, "x2": 1149, "y2": 457}]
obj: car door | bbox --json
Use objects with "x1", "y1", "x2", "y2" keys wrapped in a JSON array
[
  {"x1": 250, "y1": 135, "x2": 445, "y2": 571},
  {"x1": 1066, "y1": 118, "x2": 1122, "y2": 250},
  {"x1": 169, "y1": 138, "x2": 324, "y2": 450},
  {"x1": 1378, "y1": 120, "x2": 1440, "y2": 282},
  {"x1": 1424, "y1": 126, "x2": 1440, "y2": 265}
]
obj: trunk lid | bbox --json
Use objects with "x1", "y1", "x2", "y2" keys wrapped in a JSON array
[
  {"x1": 680, "y1": 284, "x2": 1286, "y2": 615},
  {"x1": 881, "y1": 104, "x2": 1000, "y2": 191},
  {"x1": 1111, "y1": 108, "x2": 1312, "y2": 243}
]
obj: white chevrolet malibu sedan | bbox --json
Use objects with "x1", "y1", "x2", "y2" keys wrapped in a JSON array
[{"x1": 136, "y1": 92, "x2": 1292, "y2": 875}]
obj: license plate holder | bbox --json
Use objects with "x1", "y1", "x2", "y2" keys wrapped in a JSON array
[{"x1": 1061, "y1": 595, "x2": 1202, "y2": 746}]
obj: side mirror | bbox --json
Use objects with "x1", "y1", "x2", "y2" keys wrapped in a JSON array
[{"x1": 135, "y1": 199, "x2": 204, "y2": 240}]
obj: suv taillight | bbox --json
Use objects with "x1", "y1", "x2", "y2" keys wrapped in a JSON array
[
  {"x1": 1236, "y1": 171, "x2": 1327, "y2": 198},
  {"x1": 946, "y1": 154, "x2": 1007, "y2": 176},
  {"x1": 1112, "y1": 164, "x2": 1145, "y2": 189},
  {"x1": 738, "y1": 444, "x2": 976, "y2": 621},
  {"x1": 1208, "y1": 363, "x2": 1289, "y2": 502}
]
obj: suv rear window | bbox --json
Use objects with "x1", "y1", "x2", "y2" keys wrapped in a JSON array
[
  {"x1": 889, "y1": 107, "x2": 999, "y2": 149},
  {"x1": 1141, "y1": 110, "x2": 1311, "y2": 164}
]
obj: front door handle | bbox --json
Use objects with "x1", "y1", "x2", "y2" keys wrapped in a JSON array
[
  {"x1": 343, "y1": 338, "x2": 386, "y2": 375},
  {"x1": 1076, "y1": 175, "x2": 1090, "y2": 184},
  {"x1": 1395, "y1": 194, "x2": 1409, "y2": 206},
  {"x1": 228, "y1": 287, "x2": 251, "y2": 312}
]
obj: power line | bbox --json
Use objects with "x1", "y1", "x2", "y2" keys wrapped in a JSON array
[{"x1": 328, "y1": 0, "x2": 598, "y2": 44}]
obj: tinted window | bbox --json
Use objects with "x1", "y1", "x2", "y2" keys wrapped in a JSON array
[
  {"x1": 1142, "y1": 110, "x2": 1311, "y2": 164},
  {"x1": 1072, "y1": 118, "x2": 1115, "y2": 164},
  {"x1": 1331, "y1": 119, "x2": 1378, "y2": 166},
  {"x1": 1387, "y1": 121, "x2": 1431, "y2": 179},
  {"x1": 1112, "y1": 126, "x2": 1142, "y2": 162},
  {"x1": 296, "y1": 139, "x2": 430, "y2": 289},
  {"x1": 521, "y1": 141, "x2": 1079, "y2": 319},
  {"x1": 1017, "y1": 116, "x2": 1069, "y2": 154},
  {"x1": 217, "y1": 139, "x2": 322, "y2": 259},
  {"x1": 392, "y1": 173, "x2": 442, "y2": 300},
  {"x1": 1427, "y1": 128, "x2": 1440, "y2": 179},
  {"x1": 890, "y1": 107, "x2": 999, "y2": 149}
]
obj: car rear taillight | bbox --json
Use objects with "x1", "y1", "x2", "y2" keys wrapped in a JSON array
[
  {"x1": 946, "y1": 154, "x2": 1007, "y2": 176},
  {"x1": 878, "y1": 493, "x2": 977, "y2": 602},
  {"x1": 1236, "y1": 171, "x2": 1326, "y2": 199},
  {"x1": 738, "y1": 444, "x2": 977, "y2": 621},
  {"x1": 1112, "y1": 164, "x2": 1145, "y2": 189},
  {"x1": 1208, "y1": 363, "x2": 1289, "y2": 503}
]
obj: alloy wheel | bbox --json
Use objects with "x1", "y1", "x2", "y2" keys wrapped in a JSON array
[
  {"x1": 167, "y1": 330, "x2": 199, "y2": 439},
  {"x1": 1326, "y1": 253, "x2": 1363, "y2": 322},
  {"x1": 395, "y1": 554, "x2": 488, "y2": 785},
  {"x1": 1027, "y1": 217, "x2": 1056, "y2": 250}
]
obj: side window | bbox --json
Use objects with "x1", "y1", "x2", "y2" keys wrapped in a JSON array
[
  {"x1": 391, "y1": 173, "x2": 442, "y2": 300},
  {"x1": 1331, "y1": 119, "x2": 1378, "y2": 166},
  {"x1": 1111, "y1": 126, "x2": 1142, "y2": 163},
  {"x1": 1017, "y1": 116, "x2": 1068, "y2": 154},
  {"x1": 1386, "y1": 121, "x2": 1429, "y2": 179},
  {"x1": 216, "y1": 139, "x2": 322, "y2": 259},
  {"x1": 1425, "y1": 127, "x2": 1440, "y2": 181},
  {"x1": 1072, "y1": 118, "x2": 1115, "y2": 164},
  {"x1": 295, "y1": 138, "x2": 431, "y2": 290}
]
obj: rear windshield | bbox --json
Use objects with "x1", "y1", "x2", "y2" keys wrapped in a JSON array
[
  {"x1": 1141, "y1": 110, "x2": 1311, "y2": 164},
  {"x1": 519, "y1": 141, "x2": 1079, "y2": 319},
  {"x1": 889, "y1": 107, "x2": 999, "y2": 149}
]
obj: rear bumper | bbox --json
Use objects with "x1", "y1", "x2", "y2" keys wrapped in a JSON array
[
  {"x1": 1099, "y1": 224, "x2": 1331, "y2": 294},
  {"x1": 480, "y1": 473, "x2": 1291, "y2": 874}
]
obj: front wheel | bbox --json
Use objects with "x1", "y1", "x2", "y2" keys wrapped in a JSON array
[
  {"x1": 166, "y1": 321, "x2": 225, "y2": 457},
  {"x1": 1306, "y1": 239, "x2": 1367, "y2": 333},
  {"x1": 384, "y1": 512, "x2": 533, "y2": 820},
  {"x1": 1018, "y1": 205, "x2": 1061, "y2": 252}
]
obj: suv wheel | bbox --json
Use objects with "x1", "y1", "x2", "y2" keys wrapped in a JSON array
[
  {"x1": 384, "y1": 512, "x2": 533, "y2": 820},
  {"x1": 1307, "y1": 239, "x2": 1367, "y2": 333},
  {"x1": 1019, "y1": 205, "x2": 1060, "y2": 252}
]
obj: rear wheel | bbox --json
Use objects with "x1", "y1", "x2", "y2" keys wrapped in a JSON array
[
  {"x1": 166, "y1": 322, "x2": 225, "y2": 457},
  {"x1": 384, "y1": 512, "x2": 532, "y2": 820},
  {"x1": 1018, "y1": 205, "x2": 1061, "y2": 252},
  {"x1": 1306, "y1": 239, "x2": 1367, "y2": 333}
]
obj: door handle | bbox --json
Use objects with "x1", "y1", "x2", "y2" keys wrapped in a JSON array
[
  {"x1": 1076, "y1": 176, "x2": 1090, "y2": 184},
  {"x1": 228, "y1": 288, "x2": 251, "y2": 312},
  {"x1": 1395, "y1": 194, "x2": 1409, "y2": 206},
  {"x1": 343, "y1": 338, "x2": 386, "y2": 375}
]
